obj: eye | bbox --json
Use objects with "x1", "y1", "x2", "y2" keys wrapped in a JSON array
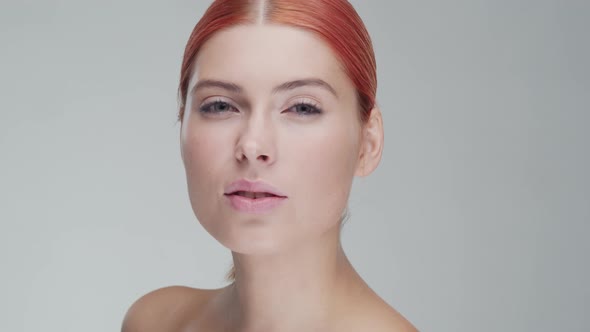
[
  {"x1": 199, "y1": 100, "x2": 238, "y2": 114},
  {"x1": 285, "y1": 101, "x2": 323, "y2": 116}
]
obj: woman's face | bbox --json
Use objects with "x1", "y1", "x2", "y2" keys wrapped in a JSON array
[{"x1": 180, "y1": 24, "x2": 364, "y2": 255}]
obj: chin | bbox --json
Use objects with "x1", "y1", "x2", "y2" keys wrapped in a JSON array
[{"x1": 213, "y1": 219, "x2": 297, "y2": 256}]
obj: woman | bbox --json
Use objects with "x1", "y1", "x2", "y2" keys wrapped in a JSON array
[{"x1": 123, "y1": 0, "x2": 417, "y2": 331}]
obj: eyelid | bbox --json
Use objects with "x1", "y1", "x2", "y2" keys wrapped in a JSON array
[
  {"x1": 199, "y1": 96, "x2": 235, "y2": 108},
  {"x1": 288, "y1": 95, "x2": 320, "y2": 104},
  {"x1": 291, "y1": 96, "x2": 323, "y2": 107},
  {"x1": 287, "y1": 96, "x2": 322, "y2": 109}
]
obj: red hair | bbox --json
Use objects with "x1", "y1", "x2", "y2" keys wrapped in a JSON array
[{"x1": 178, "y1": 0, "x2": 377, "y2": 123}]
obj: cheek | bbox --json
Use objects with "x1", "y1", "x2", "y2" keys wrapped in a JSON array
[
  {"x1": 183, "y1": 131, "x2": 216, "y2": 178},
  {"x1": 289, "y1": 121, "x2": 359, "y2": 222},
  {"x1": 181, "y1": 124, "x2": 230, "y2": 205}
]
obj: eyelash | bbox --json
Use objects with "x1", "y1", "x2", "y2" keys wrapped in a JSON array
[
  {"x1": 198, "y1": 99, "x2": 323, "y2": 116},
  {"x1": 199, "y1": 100, "x2": 236, "y2": 114}
]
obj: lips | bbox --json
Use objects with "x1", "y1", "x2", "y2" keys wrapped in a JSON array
[
  {"x1": 230, "y1": 191, "x2": 278, "y2": 199},
  {"x1": 224, "y1": 178, "x2": 287, "y2": 198},
  {"x1": 224, "y1": 179, "x2": 287, "y2": 213}
]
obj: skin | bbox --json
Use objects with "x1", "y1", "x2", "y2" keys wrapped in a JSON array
[{"x1": 122, "y1": 24, "x2": 417, "y2": 332}]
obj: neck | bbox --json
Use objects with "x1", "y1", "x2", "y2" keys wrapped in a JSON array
[{"x1": 217, "y1": 224, "x2": 369, "y2": 332}]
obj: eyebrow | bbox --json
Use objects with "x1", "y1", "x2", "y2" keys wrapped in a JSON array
[{"x1": 191, "y1": 78, "x2": 339, "y2": 98}]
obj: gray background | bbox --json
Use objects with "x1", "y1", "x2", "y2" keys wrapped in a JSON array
[{"x1": 1, "y1": 1, "x2": 588, "y2": 331}]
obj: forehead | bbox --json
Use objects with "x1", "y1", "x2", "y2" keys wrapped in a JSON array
[{"x1": 190, "y1": 24, "x2": 352, "y2": 95}]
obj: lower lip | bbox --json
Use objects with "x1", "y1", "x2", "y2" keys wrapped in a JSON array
[{"x1": 224, "y1": 194, "x2": 287, "y2": 214}]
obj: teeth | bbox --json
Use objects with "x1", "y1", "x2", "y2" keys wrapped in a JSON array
[{"x1": 235, "y1": 191, "x2": 275, "y2": 199}]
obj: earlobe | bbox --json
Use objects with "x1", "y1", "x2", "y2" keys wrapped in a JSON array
[{"x1": 355, "y1": 106, "x2": 384, "y2": 177}]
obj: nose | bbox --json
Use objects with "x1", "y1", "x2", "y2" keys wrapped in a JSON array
[{"x1": 234, "y1": 112, "x2": 275, "y2": 166}]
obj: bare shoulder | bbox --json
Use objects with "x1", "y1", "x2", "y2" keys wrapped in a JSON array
[
  {"x1": 339, "y1": 289, "x2": 419, "y2": 332},
  {"x1": 373, "y1": 299, "x2": 418, "y2": 332},
  {"x1": 373, "y1": 305, "x2": 419, "y2": 332},
  {"x1": 343, "y1": 303, "x2": 418, "y2": 332},
  {"x1": 121, "y1": 285, "x2": 219, "y2": 332}
]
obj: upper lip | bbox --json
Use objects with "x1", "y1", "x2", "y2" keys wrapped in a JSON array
[{"x1": 224, "y1": 178, "x2": 287, "y2": 197}]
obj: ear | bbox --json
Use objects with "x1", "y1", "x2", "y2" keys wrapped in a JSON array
[
  {"x1": 179, "y1": 109, "x2": 185, "y2": 164},
  {"x1": 355, "y1": 105, "x2": 384, "y2": 177}
]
